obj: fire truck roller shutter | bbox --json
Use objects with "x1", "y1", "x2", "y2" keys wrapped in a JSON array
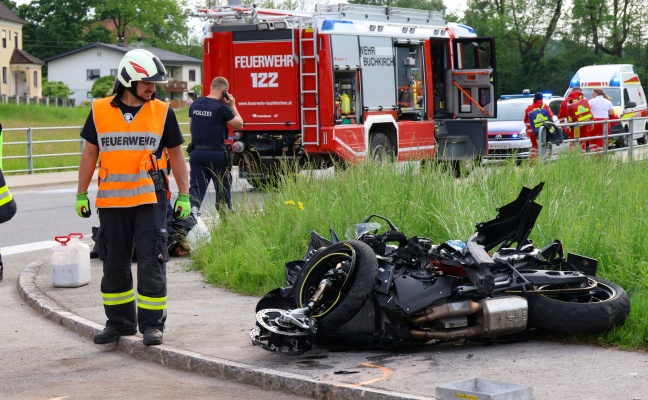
[{"x1": 359, "y1": 36, "x2": 397, "y2": 110}]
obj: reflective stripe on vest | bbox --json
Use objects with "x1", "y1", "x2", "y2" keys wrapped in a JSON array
[
  {"x1": 137, "y1": 293, "x2": 167, "y2": 310},
  {"x1": 93, "y1": 97, "x2": 168, "y2": 208},
  {"x1": 0, "y1": 184, "x2": 12, "y2": 206},
  {"x1": 102, "y1": 289, "x2": 135, "y2": 306}
]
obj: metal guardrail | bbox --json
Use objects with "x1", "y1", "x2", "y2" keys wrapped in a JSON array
[
  {"x1": 2, "y1": 123, "x2": 191, "y2": 174},
  {"x1": 537, "y1": 116, "x2": 648, "y2": 161},
  {"x1": 2, "y1": 118, "x2": 647, "y2": 174}
]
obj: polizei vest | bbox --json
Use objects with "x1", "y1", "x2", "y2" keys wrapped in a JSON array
[{"x1": 93, "y1": 97, "x2": 168, "y2": 208}]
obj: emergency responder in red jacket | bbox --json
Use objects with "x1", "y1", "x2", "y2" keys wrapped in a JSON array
[
  {"x1": 76, "y1": 49, "x2": 190, "y2": 346},
  {"x1": 524, "y1": 92, "x2": 554, "y2": 159},
  {"x1": 558, "y1": 86, "x2": 587, "y2": 142}
]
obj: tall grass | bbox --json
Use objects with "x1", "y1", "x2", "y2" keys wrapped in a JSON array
[{"x1": 190, "y1": 154, "x2": 648, "y2": 349}]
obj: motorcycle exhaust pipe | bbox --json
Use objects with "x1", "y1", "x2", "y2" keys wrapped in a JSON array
[
  {"x1": 410, "y1": 300, "x2": 483, "y2": 324},
  {"x1": 410, "y1": 325, "x2": 483, "y2": 341}
]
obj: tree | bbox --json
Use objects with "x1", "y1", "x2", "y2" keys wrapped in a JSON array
[
  {"x1": 570, "y1": 0, "x2": 641, "y2": 58},
  {"x1": 17, "y1": 0, "x2": 106, "y2": 60},
  {"x1": 42, "y1": 80, "x2": 74, "y2": 98},
  {"x1": 91, "y1": 76, "x2": 116, "y2": 99},
  {"x1": 94, "y1": 0, "x2": 189, "y2": 49}
]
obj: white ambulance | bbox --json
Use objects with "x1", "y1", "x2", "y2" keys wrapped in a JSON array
[{"x1": 565, "y1": 64, "x2": 648, "y2": 145}]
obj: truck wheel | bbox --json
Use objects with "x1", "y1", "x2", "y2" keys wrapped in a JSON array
[{"x1": 370, "y1": 133, "x2": 395, "y2": 163}]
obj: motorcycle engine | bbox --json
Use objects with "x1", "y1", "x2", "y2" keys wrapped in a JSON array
[{"x1": 409, "y1": 268, "x2": 436, "y2": 285}]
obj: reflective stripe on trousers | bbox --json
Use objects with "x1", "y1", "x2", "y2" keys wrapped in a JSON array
[
  {"x1": 137, "y1": 293, "x2": 167, "y2": 310},
  {"x1": 102, "y1": 289, "x2": 135, "y2": 306}
]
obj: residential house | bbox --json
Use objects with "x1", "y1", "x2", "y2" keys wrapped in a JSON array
[
  {"x1": 44, "y1": 42, "x2": 202, "y2": 106},
  {"x1": 0, "y1": 2, "x2": 44, "y2": 100}
]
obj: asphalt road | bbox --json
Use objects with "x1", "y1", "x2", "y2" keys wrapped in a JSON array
[{"x1": 1, "y1": 179, "x2": 309, "y2": 400}]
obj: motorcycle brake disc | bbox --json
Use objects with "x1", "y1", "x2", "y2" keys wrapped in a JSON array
[{"x1": 255, "y1": 308, "x2": 312, "y2": 336}]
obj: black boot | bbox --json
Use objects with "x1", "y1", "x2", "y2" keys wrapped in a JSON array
[{"x1": 90, "y1": 226, "x2": 99, "y2": 259}]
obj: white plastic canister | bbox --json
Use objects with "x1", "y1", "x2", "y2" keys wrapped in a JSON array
[{"x1": 50, "y1": 233, "x2": 91, "y2": 288}]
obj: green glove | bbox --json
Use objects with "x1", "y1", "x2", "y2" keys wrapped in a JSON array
[
  {"x1": 75, "y1": 192, "x2": 91, "y2": 218},
  {"x1": 173, "y1": 193, "x2": 191, "y2": 219}
]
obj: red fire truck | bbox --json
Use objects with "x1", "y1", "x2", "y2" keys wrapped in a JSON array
[{"x1": 193, "y1": 3, "x2": 495, "y2": 186}]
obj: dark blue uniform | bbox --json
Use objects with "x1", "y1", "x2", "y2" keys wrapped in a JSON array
[{"x1": 188, "y1": 97, "x2": 235, "y2": 214}]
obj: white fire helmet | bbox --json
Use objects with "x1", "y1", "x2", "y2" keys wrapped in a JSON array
[{"x1": 117, "y1": 49, "x2": 168, "y2": 88}]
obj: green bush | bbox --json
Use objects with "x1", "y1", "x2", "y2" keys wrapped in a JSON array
[
  {"x1": 91, "y1": 76, "x2": 116, "y2": 98},
  {"x1": 190, "y1": 84, "x2": 202, "y2": 97},
  {"x1": 42, "y1": 80, "x2": 74, "y2": 99}
]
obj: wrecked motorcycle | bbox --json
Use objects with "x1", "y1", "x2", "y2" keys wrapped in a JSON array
[{"x1": 251, "y1": 183, "x2": 631, "y2": 355}]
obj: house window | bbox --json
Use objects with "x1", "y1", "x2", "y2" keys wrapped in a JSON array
[
  {"x1": 2, "y1": 30, "x2": 6, "y2": 48},
  {"x1": 14, "y1": 32, "x2": 18, "y2": 48},
  {"x1": 110, "y1": 69, "x2": 118, "y2": 77},
  {"x1": 189, "y1": 69, "x2": 196, "y2": 82},
  {"x1": 2, "y1": 67, "x2": 6, "y2": 84},
  {"x1": 87, "y1": 92, "x2": 94, "y2": 98},
  {"x1": 87, "y1": 69, "x2": 100, "y2": 80},
  {"x1": 33, "y1": 71, "x2": 38, "y2": 87}
]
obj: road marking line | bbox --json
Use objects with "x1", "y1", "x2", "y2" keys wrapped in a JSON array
[
  {"x1": 2, "y1": 241, "x2": 59, "y2": 255},
  {"x1": 1, "y1": 235, "x2": 92, "y2": 255}
]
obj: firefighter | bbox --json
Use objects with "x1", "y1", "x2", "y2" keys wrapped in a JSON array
[
  {"x1": 76, "y1": 49, "x2": 190, "y2": 346},
  {"x1": 523, "y1": 92, "x2": 554, "y2": 159},
  {"x1": 0, "y1": 123, "x2": 18, "y2": 282}
]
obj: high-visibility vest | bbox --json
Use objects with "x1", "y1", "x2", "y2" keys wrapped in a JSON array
[
  {"x1": 528, "y1": 107, "x2": 552, "y2": 134},
  {"x1": 93, "y1": 97, "x2": 169, "y2": 208}
]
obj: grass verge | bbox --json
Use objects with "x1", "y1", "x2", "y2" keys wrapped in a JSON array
[{"x1": 190, "y1": 153, "x2": 648, "y2": 350}]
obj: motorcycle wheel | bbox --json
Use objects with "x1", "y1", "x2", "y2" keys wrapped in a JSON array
[
  {"x1": 527, "y1": 276, "x2": 630, "y2": 334},
  {"x1": 294, "y1": 240, "x2": 377, "y2": 330}
]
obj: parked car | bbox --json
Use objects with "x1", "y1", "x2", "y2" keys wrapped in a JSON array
[{"x1": 486, "y1": 92, "x2": 564, "y2": 161}]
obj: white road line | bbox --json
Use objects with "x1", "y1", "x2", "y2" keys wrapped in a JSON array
[
  {"x1": 1, "y1": 234, "x2": 93, "y2": 255},
  {"x1": 2, "y1": 241, "x2": 59, "y2": 255}
]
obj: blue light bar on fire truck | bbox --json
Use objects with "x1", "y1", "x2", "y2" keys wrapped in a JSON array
[{"x1": 318, "y1": 18, "x2": 449, "y2": 39}]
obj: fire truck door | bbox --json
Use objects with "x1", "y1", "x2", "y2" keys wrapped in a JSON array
[
  {"x1": 358, "y1": 36, "x2": 397, "y2": 111},
  {"x1": 445, "y1": 37, "x2": 495, "y2": 118}
]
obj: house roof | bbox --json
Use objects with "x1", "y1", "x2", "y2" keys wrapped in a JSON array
[
  {"x1": 43, "y1": 42, "x2": 202, "y2": 65},
  {"x1": 10, "y1": 48, "x2": 45, "y2": 65},
  {"x1": 0, "y1": 2, "x2": 24, "y2": 24}
]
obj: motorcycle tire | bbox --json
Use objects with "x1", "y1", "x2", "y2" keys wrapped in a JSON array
[
  {"x1": 527, "y1": 276, "x2": 630, "y2": 334},
  {"x1": 294, "y1": 240, "x2": 378, "y2": 331}
]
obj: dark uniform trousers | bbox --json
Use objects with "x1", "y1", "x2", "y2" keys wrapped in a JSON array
[
  {"x1": 95, "y1": 189, "x2": 169, "y2": 333},
  {"x1": 189, "y1": 148, "x2": 232, "y2": 214}
]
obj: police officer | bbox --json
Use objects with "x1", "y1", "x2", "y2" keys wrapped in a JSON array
[
  {"x1": 188, "y1": 76, "x2": 243, "y2": 215},
  {"x1": 76, "y1": 49, "x2": 190, "y2": 346}
]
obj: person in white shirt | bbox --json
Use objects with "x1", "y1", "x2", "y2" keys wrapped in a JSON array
[{"x1": 588, "y1": 89, "x2": 615, "y2": 152}]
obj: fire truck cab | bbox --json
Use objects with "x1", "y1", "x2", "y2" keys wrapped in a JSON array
[{"x1": 193, "y1": 3, "x2": 495, "y2": 186}]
